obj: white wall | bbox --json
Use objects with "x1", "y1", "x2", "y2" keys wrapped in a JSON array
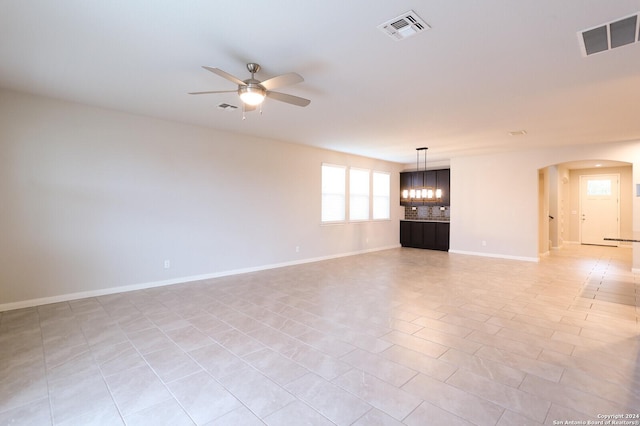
[
  {"x1": 0, "y1": 90, "x2": 403, "y2": 309},
  {"x1": 449, "y1": 152, "x2": 540, "y2": 261},
  {"x1": 450, "y1": 142, "x2": 640, "y2": 269},
  {"x1": 538, "y1": 168, "x2": 549, "y2": 255},
  {"x1": 557, "y1": 165, "x2": 570, "y2": 247},
  {"x1": 547, "y1": 166, "x2": 559, "y2": 250}
]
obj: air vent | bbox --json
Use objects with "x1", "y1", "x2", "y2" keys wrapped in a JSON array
[
  {"x1": 378, "y1": 10, "x2": 430, "y2": 41},
  {"x1": 217, "y1": 103, "x2": 238, "y2": 111},
  {"x1": 579, "y1": 13, "x2": 640, "y2": 56}
]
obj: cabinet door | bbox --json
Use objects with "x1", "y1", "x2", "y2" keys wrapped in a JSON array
[
  {"x1": 435, "y1": 223, "x2": 450, "y2": 251},
  {"x1": 410, "y1": 221, "x2": 424, "y2": 248},
  {"x1": 400, "y1": 221, "x2": 412, "y2": 247},
  {"x1": 399, "y1": 173, "x2": 412, "y2": 206},
  {"x1": 400, "y1": 172, "x2": 427, "y2": 207},
  {"x1": 411, "y1": 172, "x2": 425, "y2": 206},
  {"x1": 412, "y1": 171, "x2": 425, "y2": 188},
  {"x1": 420, "y1": 171, "x2": 435, "y2": 205},
  {"x1": 436, "y1": 169, "x2": 450, "y2": 206},
  {"x1": 422, "y1": 222, "x2": 437, "y2": 249}
]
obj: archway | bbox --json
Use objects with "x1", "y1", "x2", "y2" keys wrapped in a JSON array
[{"x1": 539, "y1": 159, "x2": 633, "y2": 254}]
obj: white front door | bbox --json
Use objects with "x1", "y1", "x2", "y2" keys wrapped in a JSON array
[{"x1": 579, "y1": 174, "x2": 619, "y2": 246}]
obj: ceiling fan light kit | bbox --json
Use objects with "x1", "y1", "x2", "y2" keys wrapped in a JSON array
[
  {"x1": 189, "y1": 62, "x2": 310, "y2": 115},
  {"x1": 238, "y1": 84, "x2": 266, "y2": 106}
]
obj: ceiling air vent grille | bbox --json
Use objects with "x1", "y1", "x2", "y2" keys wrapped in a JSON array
[
  {"x1": 579, "y1": 13, "x2": 639, "y2": 56},
  {"x1": 378, "y1": 10, "x2": 430, "y2": 41},
  {"x1": 217, "y1": 103, "x2": 238, "y2": 111}
]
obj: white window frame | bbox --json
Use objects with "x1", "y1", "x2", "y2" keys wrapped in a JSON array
[
  {"x1": 321, "y1": 163, "x2": 346, "y2": 223},
  {"x1": 321, "y1": 164, "x2": 393, "y2": 224},
  {"x1": 372, "y1": 171, "x2": 391, "y2": 220},
  {"x1": 349, "y1": 168, "x2": 370, "y2": 221}
]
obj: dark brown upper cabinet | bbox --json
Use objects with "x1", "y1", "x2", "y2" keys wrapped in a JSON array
[{"x1": 400, "y1": 169, "x2": 450, "y2": 206}]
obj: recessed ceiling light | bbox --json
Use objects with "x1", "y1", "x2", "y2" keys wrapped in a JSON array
[
  {"x1": 595, "y1": 163, "x2": 602, "y2": 167},
  {"x1": 508, "y1": 130, "x2": 527, "y2": 136}
]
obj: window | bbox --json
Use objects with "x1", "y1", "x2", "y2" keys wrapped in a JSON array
[
  {"x1": 372, "y1": 171, "x2": 390, "y2": 219},
  {"x1": 321, "y1": 164, "x2": 346, "y2": 222},
  {"x1": 587, "y1": 179, "x2": 612, "y2": 196},
  {"x1": 321, "y1": 164, "x2": 391, "y2": 223},
  {"x1": 349, "y1": 168, "x2": 370, "y2": 221}
]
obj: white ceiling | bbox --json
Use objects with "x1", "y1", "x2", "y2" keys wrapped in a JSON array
[{"x1": 1, "y1": 1, "x2": 639, "y2": 165}]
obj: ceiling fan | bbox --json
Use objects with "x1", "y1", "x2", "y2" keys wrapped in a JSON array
[{"x1": 189, "y1": 63, "x2": 310, "y2": 111}]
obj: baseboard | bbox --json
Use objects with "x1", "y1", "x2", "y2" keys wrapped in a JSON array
[
  {"x1": 563, "y1": 240, "x2": 633, "y2": 248},
  {"x1": 448, "y1": 249, "x2": 539, "y2": 263},
  {"x1": 0, "y1": 244, "x2": 400, "y2": 312}
]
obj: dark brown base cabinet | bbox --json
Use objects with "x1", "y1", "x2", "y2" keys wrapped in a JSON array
[{"x1": 400, "y1": 221, "x2": 450, "y2": 251}]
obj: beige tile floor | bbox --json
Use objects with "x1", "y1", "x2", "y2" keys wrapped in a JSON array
[{"x1": 1, "y1": 244, "x2": 639, "y2": 425}]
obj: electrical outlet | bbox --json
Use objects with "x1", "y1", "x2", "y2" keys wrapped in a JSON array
[
  {"x1": 481, "y1": 241, "x2": 487, "y2": 247},
  {"x1": 295, "y1": 246, "x2": 300, "y2": 253},
  {"x1": 164, "y1": 260, "x2": 171, "y2": 269}
]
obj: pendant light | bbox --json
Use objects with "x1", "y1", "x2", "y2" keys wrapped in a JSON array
[{"x1": 401, "y1": 147, "x2": 443, "y2": 202}]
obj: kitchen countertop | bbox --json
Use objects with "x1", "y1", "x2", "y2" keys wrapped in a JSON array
[{"x1": 401, "y1": 219, "x2": 450, "y2": 223}]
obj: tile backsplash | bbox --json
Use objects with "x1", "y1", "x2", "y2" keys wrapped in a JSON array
[{"x1": 404, "y1": 205, "x2": 450, "y2": 221}]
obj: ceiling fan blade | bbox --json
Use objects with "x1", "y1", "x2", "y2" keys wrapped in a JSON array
[
  {"x1": 188, "y1": 90, "x2": 237, "y2": 95},
  {"x1": 266, "y1": 91, "x2": 311, "y2": 107},
  {"x1": 202, "y1": 66, "x2": 246, "y2": 86},
  {"x1": 260, "y1": 72, "x2": 304, "y2": 91}
]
